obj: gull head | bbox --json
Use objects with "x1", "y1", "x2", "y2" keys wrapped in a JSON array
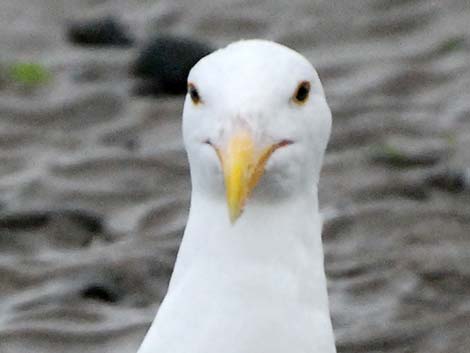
[{"x1": 182, "y1": 40, "x2": 331, "y2": 223}]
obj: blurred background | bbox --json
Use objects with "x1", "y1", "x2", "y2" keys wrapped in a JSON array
[{"x1": 0, "y1": 0, "x2": 469, "y2": 352}]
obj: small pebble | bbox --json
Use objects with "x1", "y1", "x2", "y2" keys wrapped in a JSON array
[
  {"x1": 124, "y1": 137, "x2": 140, "y2": 152},
  {"x1": 9, "y1": 208, "x2": 104, "y2": 234},
  {"x1": 55, "y1": 209, "x2": 104, "y2": 234},
  {"x1": 426, "y1": 168, "x2": 469, "y2": 193},
  {"x1": 81, "y1": 283, "x2": 120, "y2": 304},
  {"x1": 0, "y1": 211, "x2": 49, "y2": 230},
  {"x1": 67, "y1": 16, "x2": 134, "y2": 47}
]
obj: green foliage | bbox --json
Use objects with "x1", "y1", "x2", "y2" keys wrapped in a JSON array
[
  {"x1": 376, "y1": 143, "x2": 404, "y2": 159},
  {"x1": 8, "y1": 62, "x2": 51, "y2": 87}
]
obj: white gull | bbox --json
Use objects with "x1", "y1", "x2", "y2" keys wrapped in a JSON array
[{"x1": 137, "y1": 39, "x2": 336, "y2": 353}]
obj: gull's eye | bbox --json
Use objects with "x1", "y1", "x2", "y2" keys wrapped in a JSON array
[
  {"x1": 188, "y1": 83, "x2": 201, "y2": 105},
  {"x1": 292, "y1": 81, "x2": 311, "y2": 105}
]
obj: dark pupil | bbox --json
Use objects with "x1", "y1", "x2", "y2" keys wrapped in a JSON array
[
  {"x1": 189, "y1": 87, "x2": 200, "y2": 102},
  {"x1": 296, "y1": 84, "x2": 309, "y2": 102}
]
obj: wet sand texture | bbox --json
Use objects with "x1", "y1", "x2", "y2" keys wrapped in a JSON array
[{"x1": 0, "y1": 0, "x2": 469, "y2": 352}]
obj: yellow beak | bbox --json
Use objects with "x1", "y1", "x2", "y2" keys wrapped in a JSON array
[{"x1": 215, "y1": 130, "x2": 290, "y2": 224}]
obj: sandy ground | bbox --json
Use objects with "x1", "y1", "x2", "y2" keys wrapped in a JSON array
[{"x1": 0, "y1": 0, "x2": 469, "y2": 352}]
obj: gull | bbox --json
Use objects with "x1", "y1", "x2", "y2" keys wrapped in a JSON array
[{"x1": 137, "y1": 39, "x2": 336, "y2": 353}]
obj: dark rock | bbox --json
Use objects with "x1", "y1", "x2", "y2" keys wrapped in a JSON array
[
  {"x1": 54, "y1": 209, "x2": 104, "y2": 234},
  {"x1": 124, "y1": 137, "x2": 140, "y2": 152},
  {"x1": 0, "y1": 208, "x2": 107, "y2": 253},
  {"x1": 0, "y1": 211, "x2": 49, "y2": 230},
  {"x1": 132, "y1": 36, "x2": 214, "y2": 96},
  {"x1": 0, "y1": 208, "x2": 103, "y2": 233},
  {"x1": 81, "y1": 283, "x2": 120, "y2": 304},
  {"x1": 67, "y1": 16, "x2": 134, "y2": 47},
  {"x1": 426, "y1": 168, "x2": 469, "y2": 193}
]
